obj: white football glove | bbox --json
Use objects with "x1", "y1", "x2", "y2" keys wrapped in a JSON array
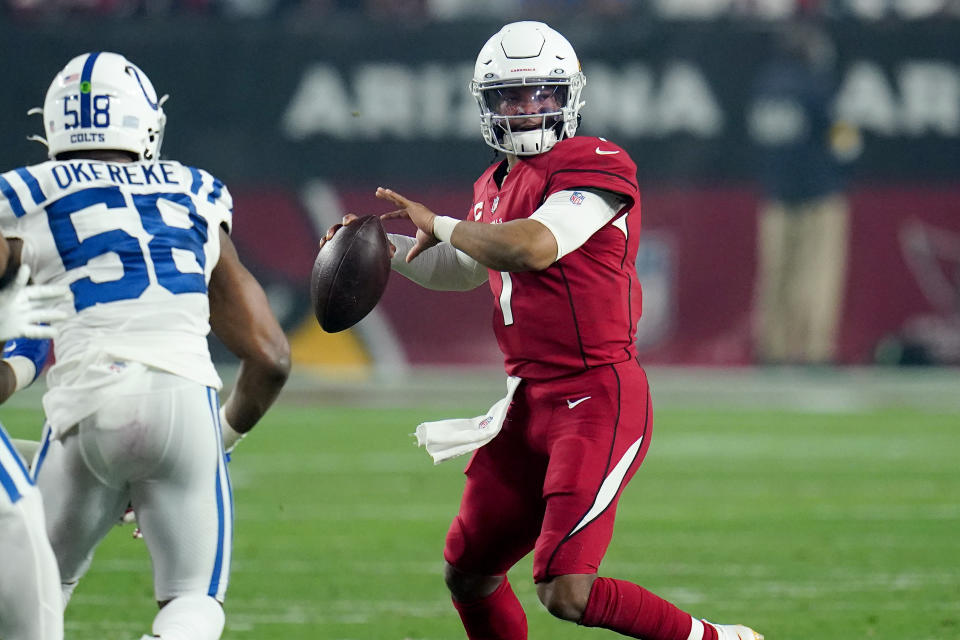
[{"x1": 0, "y1": 265, "x2": 71, "y2": 341}]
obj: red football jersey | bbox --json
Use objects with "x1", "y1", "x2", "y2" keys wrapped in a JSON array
[{"x1": 469, "y1": 136, "x2": 643, "y2": 380}]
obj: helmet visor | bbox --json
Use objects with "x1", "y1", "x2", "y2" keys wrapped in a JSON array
[{"x1": 482, "y1": 84, "x2": 568, "y2": 117}]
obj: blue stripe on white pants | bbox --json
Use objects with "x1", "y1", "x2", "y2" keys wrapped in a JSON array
[
  {"x1": 205, "y1": 388, "x2": 232, "y2": 600},
  {"x1": 31, "y1": 424, "x2": 53, "y2": 484},
  {"x1": 0, "y1": 425, "x2": 33, "y2": 504}
]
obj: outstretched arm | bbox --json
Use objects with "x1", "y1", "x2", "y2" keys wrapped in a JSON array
[
  {"x1": 377, "y1": 187, "x2": 558, "y2": 272},
  {"x1": 209, "y1": 228, "x2": 290, "y2": 449},
  {"x1": 378, "y1": 186, "x2": 626, "y2": 272}
]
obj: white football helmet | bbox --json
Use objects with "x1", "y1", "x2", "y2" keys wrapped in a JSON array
[
  {"x1": 471, "y1": 21, "x2": 586, "y2": 156},
  {"x1": 34, "y1": 52, "x2": 167, "y2": 160}
]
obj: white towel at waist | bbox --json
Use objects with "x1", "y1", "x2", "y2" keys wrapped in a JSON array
[{"x1": 415, "y1": 376, "x2": 521, "y2": 464}]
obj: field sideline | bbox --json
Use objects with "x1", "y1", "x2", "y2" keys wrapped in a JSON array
[{"x1": 1, "y1": 367, "x2": 957, "y2": 640}]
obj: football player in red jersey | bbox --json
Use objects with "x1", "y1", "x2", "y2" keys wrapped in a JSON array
[{"x1": 329, "y1": 21, "x2": 762, "y2": 640}]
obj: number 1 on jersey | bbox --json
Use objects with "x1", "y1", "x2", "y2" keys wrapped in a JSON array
[{"x1": 499, "y1": 271, "x2": 514, "y2": 326}]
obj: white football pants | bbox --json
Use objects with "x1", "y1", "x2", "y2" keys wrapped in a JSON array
[
  {"x1": 0, "y1": 427, "x2": 63, "y2": 640},
  {"x1": 33, "y1": 368, "x2": 233, "y2": 610}
]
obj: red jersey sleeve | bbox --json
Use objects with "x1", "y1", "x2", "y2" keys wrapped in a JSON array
[{"x1": 542, "y1": 137, "x2": 639, "y2": 209}]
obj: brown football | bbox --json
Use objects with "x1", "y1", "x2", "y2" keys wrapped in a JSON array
[{"x1": 310, "y1": 215, "x2": 391, "y2": 333}]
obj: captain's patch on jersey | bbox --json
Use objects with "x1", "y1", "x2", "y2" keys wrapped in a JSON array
[{"x1": 569, "y1": 191, "x2": 585, "y2": 205}]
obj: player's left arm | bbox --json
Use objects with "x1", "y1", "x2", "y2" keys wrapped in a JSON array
[
  {"x1": 378, "y1": 186, "x2": 626, "y2": 272},
  {"x1": 0, "y1": 337, "x2": 51, "y2": 404},
  {"x1": 209, "y1": 228, "x2": 291, "y2": 451}
]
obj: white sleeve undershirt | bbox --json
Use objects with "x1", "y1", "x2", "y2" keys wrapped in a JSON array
[
  {"x1": 530, "y1": 189, "x2": 626, "y2": 261},
  {"x1": 387, "y1": 233, "x2": 488, "y2": 291}
]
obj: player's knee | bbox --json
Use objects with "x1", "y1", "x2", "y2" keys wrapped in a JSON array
[
  {"x1": 536, "y1": 574, "x2": 596, "y2": 623},
  {"x1": 443, "y1": 561, "x2": 503, "y2": 602}
]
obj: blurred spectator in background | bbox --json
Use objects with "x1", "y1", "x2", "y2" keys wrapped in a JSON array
[{"x1": 747, "y1": 20, "x2": 861, "y2": 366}]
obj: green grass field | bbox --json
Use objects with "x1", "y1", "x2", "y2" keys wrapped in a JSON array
[{"x1": 3, "y1": 400, "x2": 958, "y2": 640}]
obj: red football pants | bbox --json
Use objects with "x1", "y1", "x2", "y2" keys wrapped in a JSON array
[{"x1": 444, "y1": 359, "x2": 652, "y2": 582}]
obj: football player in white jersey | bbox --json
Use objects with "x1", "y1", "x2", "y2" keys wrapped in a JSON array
[
  {"x1": 0, "y1": 52, "x2": 290, "y2": 640},
  {"x1": 0, "y1": 239, "x2": 69, "y2": 640}
]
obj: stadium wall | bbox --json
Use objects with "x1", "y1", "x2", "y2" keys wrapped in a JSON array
[
  {"x1": 231, "y1": 184, "x2": 960, "y2": 368},
  {"x1": 0, "y1": 18, "x2": 957, "y2": 368}
]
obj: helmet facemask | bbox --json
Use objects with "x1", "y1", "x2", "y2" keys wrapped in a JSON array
[{"x1": 476, "y1": 82, "x2": 574, "y2": 155}]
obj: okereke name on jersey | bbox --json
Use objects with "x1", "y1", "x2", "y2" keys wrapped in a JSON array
[{"x1": 48, "y1": 160, "x2": 183, "y2": 190}]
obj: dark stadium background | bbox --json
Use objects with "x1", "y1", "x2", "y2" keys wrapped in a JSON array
[{"x1": 2, "y1": 3, "x2": 959, "y2": 371}]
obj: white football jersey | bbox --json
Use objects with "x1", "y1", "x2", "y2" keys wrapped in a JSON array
[{"x1": 0, "y1": 159, "x2": 231, "y2": 435}]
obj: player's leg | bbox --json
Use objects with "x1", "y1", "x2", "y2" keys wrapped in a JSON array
[
  {"x1": 754, "y1": 200, "x2": 791, "y2": 363},
  {"x1": 531, "y1": 361, "x2": 763, "y2": 640},
  {"x1": 0, "y1": 494, "x2": 64, "y2": 640},
  {"x1": 130, "y1": 381, "x2": 229, "y2": 640},
  {"x1": 33, "y1": 422, "x2": 130, "y2": 609},
  {"x1": 443, "y1": 388, "x2": 546, "y2": 640},
  {"x1": 783, "y1": 207, "x2": 812, "y2": 362},
  {"x1": 527, "y1": 360, "x2": 654, "y2": 624},
  {"x1": 0, "y1": 429, "x2": 63, "y2": 640},
  {"x1": 797, "y1": 193, "x2": 849, "y2": 364}
]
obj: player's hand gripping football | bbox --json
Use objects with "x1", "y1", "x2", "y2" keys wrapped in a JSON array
[
  {"x1": 376, "y1": 187, "x2": 439, "y2": 263},
  {"x1": 319, "y1": 213, "x2": 397, "y2": 256}
]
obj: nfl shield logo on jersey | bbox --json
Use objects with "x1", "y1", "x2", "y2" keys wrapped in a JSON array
[
  {"x1": 491, "y1": 196, "x2": 500, "y2": 214},
  {"x1": 569, "y1": 191, "x2": 585, "y2": 205}
]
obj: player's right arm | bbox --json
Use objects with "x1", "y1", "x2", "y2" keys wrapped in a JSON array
[
  {"x1": 377, "y1": 187, "x2": 626, "y2": 273},
  {"x1": 208, "y1": 228, "x2": 291, "y2": 450}
]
